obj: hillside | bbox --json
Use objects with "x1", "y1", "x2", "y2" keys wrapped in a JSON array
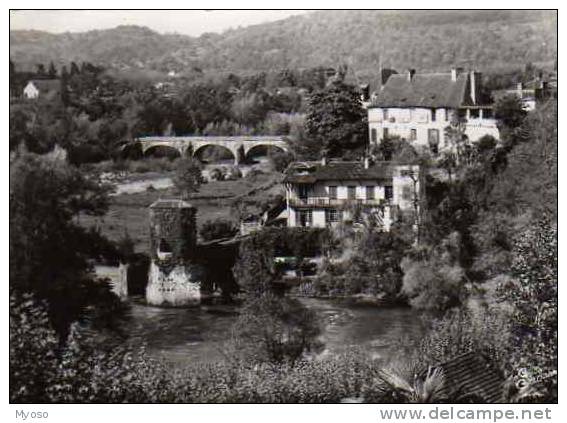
[{"x1": 10, "y1": 10, "x2": 557, "y2": 77}]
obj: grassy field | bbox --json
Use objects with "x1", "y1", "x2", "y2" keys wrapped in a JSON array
[{"x1": 81, "y1": 171, "x2": 284, "y2": 254}]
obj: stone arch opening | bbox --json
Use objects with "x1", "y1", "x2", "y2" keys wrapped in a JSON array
[
  {"x1": 143, "y1": 144, "x2": 182, "y2": 159},
  {"x1": 193, "y1": 144, "x2": 236, "y2": 164},
  {"x1": 245, "y1": 144, "x2": 287, "y2": 163}
]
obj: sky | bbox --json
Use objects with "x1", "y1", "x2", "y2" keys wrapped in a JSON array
[{"x1": 9, "y1": 10, "x2": 310, "y2": 36}]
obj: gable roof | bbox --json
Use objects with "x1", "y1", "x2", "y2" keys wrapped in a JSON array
[
  {"x1": 370, "y1": 72, "x2": 470, "y2": 109},
  {"x1": 25, "y1": 79, "x2": 60, "y2": 94},
  {"x1": 433, "y1": 352, "x2": 505, "y2": 403},
  {"x1": 284, "y1": 160, "x2": 398, "y2": 184}
]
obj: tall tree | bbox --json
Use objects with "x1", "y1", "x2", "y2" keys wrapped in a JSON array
[
  {"x1": 10, "y1": 148, "x2": 117, "y2": 337},
  {"x1": 304, "y1": 79, "x2": 368, "y2": 158},
  {"x1": 48, "y1": 61, "x2": 57, "y2": 78}
]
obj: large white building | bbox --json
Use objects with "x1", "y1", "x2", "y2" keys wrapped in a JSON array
[
  {"x1": 368, "y1": 68, "x2": 499, "y2": 154},
  {"x1": 283, "y1": 159, "x2": 422, "y2": 231}
]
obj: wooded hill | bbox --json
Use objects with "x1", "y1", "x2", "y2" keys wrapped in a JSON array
[{"x1": 10, "y1": 10, "x2": 557, "y2": 78}]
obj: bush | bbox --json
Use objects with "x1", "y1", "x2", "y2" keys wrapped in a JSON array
[
  {"x1": 10, "y1": 293, "x2": 59, "y2": 403},
  {"x1": 172, "y1": 157, "x2": 204, "y2": 198},
  {"x1": 269, "y1": 150, "x2": 294, "y2": 172},
  {"x1": 199, "y1": 219, "x2": 238, "y2": 241}
]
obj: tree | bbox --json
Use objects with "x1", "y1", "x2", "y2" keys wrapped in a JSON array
[
  {"x1": 199, "y1": 219, "x2": 238, "y2": 241},
  {"x1": 10, "y1": 148, "x2": 118, "y2": 337},
  {"x1": 304, "y1": 79, "x2": 368, "y2": 158},
  {"x1": 48, "y1": 61, "x2": 57, "y2": 78},
  {"x1": 36, "y1": 63, "x2": 45, "y2": 76},
  {"x1": 494, "y1": 94, "x2": 527, "y2": 130},
  {"x1": 172, "y1": 158, "x2": 203, "y2": 199},
  {"x1": 70, "y1": 61, "x2": 81, "y2": 76}
]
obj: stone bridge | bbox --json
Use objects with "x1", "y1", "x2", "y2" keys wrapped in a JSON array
[{"x1": 130, "y1": 135, "x2": 290, "y2": 165}]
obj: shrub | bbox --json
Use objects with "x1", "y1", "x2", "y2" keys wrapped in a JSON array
[
  {"x1": 172, "y1": 157, "x2": 204, "y2": 198},
  {"x1": 269, "y1": 150, "x2": 294, "y2": 172},
  {"x1": 199, "y1": 219, "x2": 238, "y2": 241}
]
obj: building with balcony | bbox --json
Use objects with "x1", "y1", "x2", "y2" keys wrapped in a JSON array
[
  {"x1": 368, "y1": 68, "x2": 500, "y2": 154},
  {"x1": 283, "y1": 158, "x2": 422, "y2": 231}
]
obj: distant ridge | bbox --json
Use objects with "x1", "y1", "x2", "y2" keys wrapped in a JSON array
[{"x1": 10, "y1": 10, "x2": 557, "y2": 76}]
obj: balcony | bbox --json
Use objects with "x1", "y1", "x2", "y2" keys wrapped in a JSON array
[{"x1": 289, "y1": 197, "x2": 386, "y2": 208}]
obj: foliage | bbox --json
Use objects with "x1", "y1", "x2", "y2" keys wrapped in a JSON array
[
  {"x1": 10, "y1": 292, "x2": 59, "y2": 403},
  {"x1": 226, "y1": 294, "x2": 321, "y2": 365},
  {"x1": 10, "y1": 11, "x2": 556, "y2": 75},
  {"x1": 497, "y1": 217, "x2": 557, "y2": 399},
  {"x1": 304, "y1": 79, "x2": 368, "y2": 158},
  {"x1": 269, "y1": 150, "x2": 294, "y2": 172},
  {"x1": 9, "y1": 148, "x2": 120, "y2": 337},
  {"x1": 199, "y1": 219, "x2": 238, "y2": 241},
  {"x1": 494, "y1": 94, "x2": 527, "y2": 129},
  {"x1": 343, "y1": 230, "x2": 410, "y2": 297},
  {"x1": 172, "y1": 157, "x2": 203, "y2": 198},
  {"x1": 401, "y1": 233, "x2": 468, "y2": 314}
]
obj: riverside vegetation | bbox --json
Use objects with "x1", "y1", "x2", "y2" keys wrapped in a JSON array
[{"x1": 9, "y1": 54, "x2": 556, "y2": 402}]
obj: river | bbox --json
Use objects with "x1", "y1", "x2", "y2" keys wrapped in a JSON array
[{"x1": 117, "y1": 296, "x2": 424, "y2": 367}]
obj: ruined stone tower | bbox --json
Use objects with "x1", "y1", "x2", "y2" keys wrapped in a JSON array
[{"x1": 146, "y1": 199, "x2": 202, "y2": 306}]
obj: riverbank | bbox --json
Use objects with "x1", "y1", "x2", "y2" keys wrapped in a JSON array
[{"x1": 80, "y1": 169, "x2": 284, "y2": 253}]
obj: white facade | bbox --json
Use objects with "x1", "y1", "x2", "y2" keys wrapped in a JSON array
[
  {"x1": 368, "y1": 106, "x2": 499, "y2": 152},
  {"x1": 23, "y1": 81, "x2": 40, "y2": 99},
  {"x1": 285, "y1": 163, "x2": 421, "y2": 231}
]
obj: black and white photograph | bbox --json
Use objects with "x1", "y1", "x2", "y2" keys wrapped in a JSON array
[{"x1": 7, "y1": 5, "x2": 559, "y2": 416}]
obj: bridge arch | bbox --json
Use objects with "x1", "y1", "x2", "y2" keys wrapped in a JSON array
[
  {"x1": 193, "y1": 144, "x2": 238, "y2": 165},
  {"x1": 244, "y1": 144, "x2": 288, "y2": 162},
  {"x1": 143, "y1": 144, "x2": 182, "y2": 159}
]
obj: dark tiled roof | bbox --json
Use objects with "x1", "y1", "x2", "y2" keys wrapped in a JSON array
[
  {"x1": 284, "y1": 161, "x2": 395, "y2": 184},
  {"x1": 434, "y1": 352, "x2": 505, "y2": 403},
  {"x1": 149, "y1": 199, "x2": 194, "y2": 209},
  {"x1": 370, "y1": 72, "x2": 469, "y2": 109}
]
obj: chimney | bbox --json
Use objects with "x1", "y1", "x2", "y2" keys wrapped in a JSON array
[
  {"x1": 451, "y1": 67, "x2": 463, "y2": 82},
  {"x1": 321, "y1": 156, "x2": 327, "y2": 166},
  {"x1": 469, "y1": 71, "x2": 482, "y2": 105},
  {"x1": 407, "y1": 69, "x2": 416, "y2": 81}
]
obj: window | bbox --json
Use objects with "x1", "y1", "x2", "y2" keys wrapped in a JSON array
[
  {"x1": 428, "y1": 129, "x2": 440, "y2": 155},
  {"x1": 385, "y1": 185, "x2": 393, "y2": 201},
  {"x1": 297, "y1": 210, "x2": 312, "y2": 227},
  {"x1": 347, "y1": 186, "x2": 356, "y2": 200},
  {"x1": 383, "y1": 128, "x2": 389, "y2": 139},
  {"x1": 470, "y1": 108, "x2": 480, "y2": 119},
  {"x1": 483, "y1": 108, "x2": 493, "y2": 118},
  {"x1": 365, "y1": 186, "x2": 375, "y2": 200},
  {"x1": 298, "y1": 184, "x2": 310, "y2": 199},
  {"x1": 383, "y1": 109, "x2": 389, "y2": 121},
  {"x1": 370, "y1": 128, "x2": 377, "y2": 143},
  {"x1": 325, "y1": 208, "x2": 341, "y2": 224},
  {"x1": 410, "y1": 128, "x2": 417, "y2": 141},
  {"x1": 444, "y1": 109, "x2": 449, "y2": 121},
  {"x1": 328, "y1": 186, "x2": 337, "y2": 200},
  {"x1": 431, "y1": 108, "x2": 436, "y2": 122}
]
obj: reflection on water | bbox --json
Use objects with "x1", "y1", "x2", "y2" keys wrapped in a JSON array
[{"x1": 118, "y1": 297, "x2": 424, "y2": 367}]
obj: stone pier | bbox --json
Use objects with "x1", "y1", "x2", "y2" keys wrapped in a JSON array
[{"x1": 146, "y1": 199, "x2": 203, "y2": 306}]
